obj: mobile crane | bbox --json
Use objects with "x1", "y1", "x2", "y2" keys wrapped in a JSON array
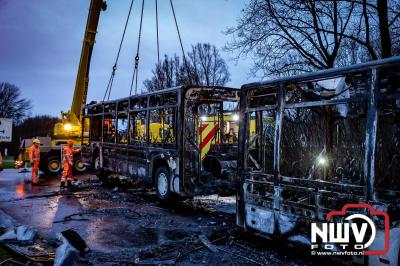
[{"x1": 17, "y1": 0, "x2": 107, "y2": 175}]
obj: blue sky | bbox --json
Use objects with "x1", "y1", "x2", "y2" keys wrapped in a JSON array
[{"x1": 0, "y1": 0, "x2": 254, "y2": 116}]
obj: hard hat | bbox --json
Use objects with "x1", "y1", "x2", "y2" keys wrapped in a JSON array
[
  {"x1": 67, "y1": 139, "x2": 74, "y2": 145},
  {"x1": 33, "y1": 138, "x2": 40, "y2": 144}
]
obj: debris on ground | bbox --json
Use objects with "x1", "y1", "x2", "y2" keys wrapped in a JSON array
[
  {"x1": 0, "y1": 228, "x2": 16, "y2": 241},
  {"x1": 59, "y1": 229, "x2": 89, "y2": 254},
  {"x1": 198, "y1": 234, "x2": 218, "y2": 253},
  {"x1": 16, "y1": 225, "x2": 37, "y2": 242},
  {"x1": 4, "y1": 242, "x2": 55, "y2": 263},
  {"x1": 0, "y1": 173, "x2": 315, "y2": 266},
  {"x1": 0, "y1": 225, "x2": 37, "y2": 242},
  {"x1": 54, "y1": 229, "x2": 88, "y2": 266},
  {"x1": 0, "y1": 257, "x2": 27, "y2": 266}
]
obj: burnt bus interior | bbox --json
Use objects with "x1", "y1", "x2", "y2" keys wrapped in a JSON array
[
  {"x1": 238, "y1": 58, "x2": 400, "y2": 241},
  {"x1": 82, "y1": 86, "x2": 240, "y2": 197},
  {"x1": 183, "y1": 87, "x2": 240, "y2": 195}
]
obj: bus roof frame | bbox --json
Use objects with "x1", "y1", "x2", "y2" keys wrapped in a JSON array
[
  {"x1": 241, "y1": 56, "x2": 400, "y2": 91},
  {"x1": 84, "y1": 85, "x2": 239, "y2": 110}
]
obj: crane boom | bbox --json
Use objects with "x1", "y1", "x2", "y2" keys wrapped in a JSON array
[
  {"x1": 54, "y1": 0, "x2": 106, "y2": 139},
  {"x1": 69, "y1": 0, "x2": 107, "y2": 123},
  {"x1": 18, "y1": 0, "x2": 108, "y2": 175}
]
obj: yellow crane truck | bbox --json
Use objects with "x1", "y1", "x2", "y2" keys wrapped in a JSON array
[{"x1": 17, "y1": 0, "x2": 107, "y2": 175}]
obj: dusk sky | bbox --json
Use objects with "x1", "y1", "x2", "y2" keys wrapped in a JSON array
[{"x1": 0, "y1": 0, "x2": 254, "y2": 116}]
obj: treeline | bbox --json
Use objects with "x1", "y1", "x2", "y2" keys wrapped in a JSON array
[
  {"x1": 144, "y1": 42, "x2": 230, "y2": 91},
  {"x1": 2, "y1": 115, "x2": 60, "y2": 157},
  {"x1": 225, "y1": 0, "x2": 400, "y2": 77},
  {"x1": 0, "y1": 82, "x2": 59, "y2": 156}
]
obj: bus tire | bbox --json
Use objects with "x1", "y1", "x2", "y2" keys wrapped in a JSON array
[
  {"x1": 94, "y1": 156, "x2": 109, "y2": 183},
  {"x1": 155, "y1": 166, "x2": 171, "y2": 202},
  {"x1": 44, "y1": 156, "x2": 62, "y2": 175}
]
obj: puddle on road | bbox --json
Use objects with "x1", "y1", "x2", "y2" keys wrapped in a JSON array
[
  {"x1": 16, "y1": 183, "x2": 25, "y2": 198},
  {"x1": 0, "y1": 170, "x2": 60, "y2": 200},
  {"x1": 89, "y1": 218, "x2": 191, "y2": 251},
  {"x1": 130, "y1": 227, "x2": 190, "y2": 247},
  {"x1": 13, "y1": 181, "x2": 44, "y2": 199},
  {"x1": 130, "y1": 227, "x2": 158, "y2": 247}
]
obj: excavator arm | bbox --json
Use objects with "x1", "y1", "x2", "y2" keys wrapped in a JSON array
[{"x1": 54, "y1": 0, "x2": 107, "y2": 139}]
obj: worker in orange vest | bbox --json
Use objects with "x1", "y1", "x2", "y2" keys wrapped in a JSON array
[
  {"x1": 29, "y1": 139, "x2": 41, "y2": 184},
  {"x1": 61, "y1": 140, "x2": 81, "y2": 188}
]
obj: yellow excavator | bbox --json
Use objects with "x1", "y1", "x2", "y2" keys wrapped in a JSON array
[{"x1": 17, "y1": 0, "x2": 107, "y2": 175}]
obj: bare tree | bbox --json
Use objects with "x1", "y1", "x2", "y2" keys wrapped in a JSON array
[
  {"x1": 0, "y1": 82, "x2": 32, "y2": 124},
  {"x1": 377, "y1": 0, "x2": 392, "y2": 58},
  {"x1": 188, "y1": 43, "x2": 230, "y2": 86},
  {"x1": 144, "y1": 43, "x2": 230, "y2": 91},
  {"x1": 349, "y1": 0, "x2": 399, "y2": 58},
  {"x1": 143, "y1": 55, "x2": 184, "y2": 91},
  {"x1": 326, "y1": 0, "x2": 400, "y2": 60},
  {"x1": 225, "y1": 0, "x2": 400, "y2": 77}
]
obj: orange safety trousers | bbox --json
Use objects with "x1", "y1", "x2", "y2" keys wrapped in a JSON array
[
  {"x1": 32, "y1": 160, "x2": 40, "y2": 181},
  {"x1": 61, "y1": 146, "x2": 76, "y2": 183},
  {"x1": 29, "y1": 145, "x2": 40, "y2": 183},
  {"x1": 61, "y1": 161, "x2": 73, "y2": 182}
]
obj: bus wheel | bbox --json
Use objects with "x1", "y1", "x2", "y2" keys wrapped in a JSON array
[
  {"x1": 45, "y1": 156, "x2": 62, "y2": 175},
  {"x1": 94, "y1": 156, "x2": 109, "y2": 183},
  {"x1": 155, "y1": 166, "x2": 171, "y2": 202},
  {"x1": 74, "y1": 158, "x2": 87, "y2": 174}
]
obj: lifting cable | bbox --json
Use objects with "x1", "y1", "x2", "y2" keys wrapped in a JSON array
[
  {"x1": 155, "y1": 0, "x2": 160, "y2": 65},
  {"x1": 129, "y1": 0, "x2": 145, "y2": 96},
  {"x1": 169, "y1": 0, "x2": 190, "y2": 77},
  {"x1": 102, "y1": 0, "x2": 135, "y2": 102}
]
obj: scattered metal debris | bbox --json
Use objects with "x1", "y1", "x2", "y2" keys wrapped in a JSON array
[
  {"x1": 0, "y1": 174, "x2": 313, "y2": 265},
  {"x1": 54, "y1": 229, "x2": 88, "y2": 266},
  {"x1": 198, "y1": 234, "x2": 217, "y2": 253},
  {"x1": 0, "y1": 225, "x2": 37, "y2": 242}
]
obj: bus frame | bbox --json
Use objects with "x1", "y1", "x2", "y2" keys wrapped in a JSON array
[
  {"x1": 237, "y1": 57, "x2": 400, "y2": 265},
  {"x1": 82, "y1": 85, "x2": 240, "y2": 201}
]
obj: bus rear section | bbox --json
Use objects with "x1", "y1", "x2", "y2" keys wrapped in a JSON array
[
  {"x1": 82, "y1": 86, "x2": 240, "y2": 201},
  {"x1": 237, "y1": 58, "x2": 400, "y2": 265}
]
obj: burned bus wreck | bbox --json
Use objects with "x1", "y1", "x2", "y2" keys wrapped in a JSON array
[
  {"x1": 237, "y1": 57, "x2": 400, "y2": 262},
  {"x1": 82, "y1": 86, "x2": 240, "y2": 201}
]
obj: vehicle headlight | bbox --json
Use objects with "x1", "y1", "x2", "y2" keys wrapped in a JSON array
[{"x1": 63, "y1": 123, "x2": 72, "y2": 131}]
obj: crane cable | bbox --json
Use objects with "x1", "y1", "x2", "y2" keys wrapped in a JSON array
[
  {"x1": 102, "y1": 0, "x2": 135, "y2": 102},
  {"x1": 155, "y1": 0, "x2": 160, "y2": 65},
  {"x1": 129, "y1": 0, "x2": 145, "y2": 96},
  {"x1": 103, "y1": 0, "x2": 186, "y2": 98},
  {"x1": 169, "y1": 0, "x2": 190, "y2": 77}
]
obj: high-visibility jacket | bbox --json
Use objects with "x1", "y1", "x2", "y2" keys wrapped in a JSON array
[
  {"x1": 29, "y1": 145, "x2": 40, "y2": 162},
  {"x1": 63, "y1": 146, "x2": 79, "y2": 166}
]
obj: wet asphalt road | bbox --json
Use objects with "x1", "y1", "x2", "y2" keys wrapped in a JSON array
[{"x1": 0, "y1": 169, "x2": 316, "y2": 265}]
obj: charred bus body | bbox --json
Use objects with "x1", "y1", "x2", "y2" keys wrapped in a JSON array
[
  {"x1": 237, "y1": 57, "x2": 400, "y2": 264},
  {"x1": 82, "y1": 86, "x2": 240, "y2": 201}
]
